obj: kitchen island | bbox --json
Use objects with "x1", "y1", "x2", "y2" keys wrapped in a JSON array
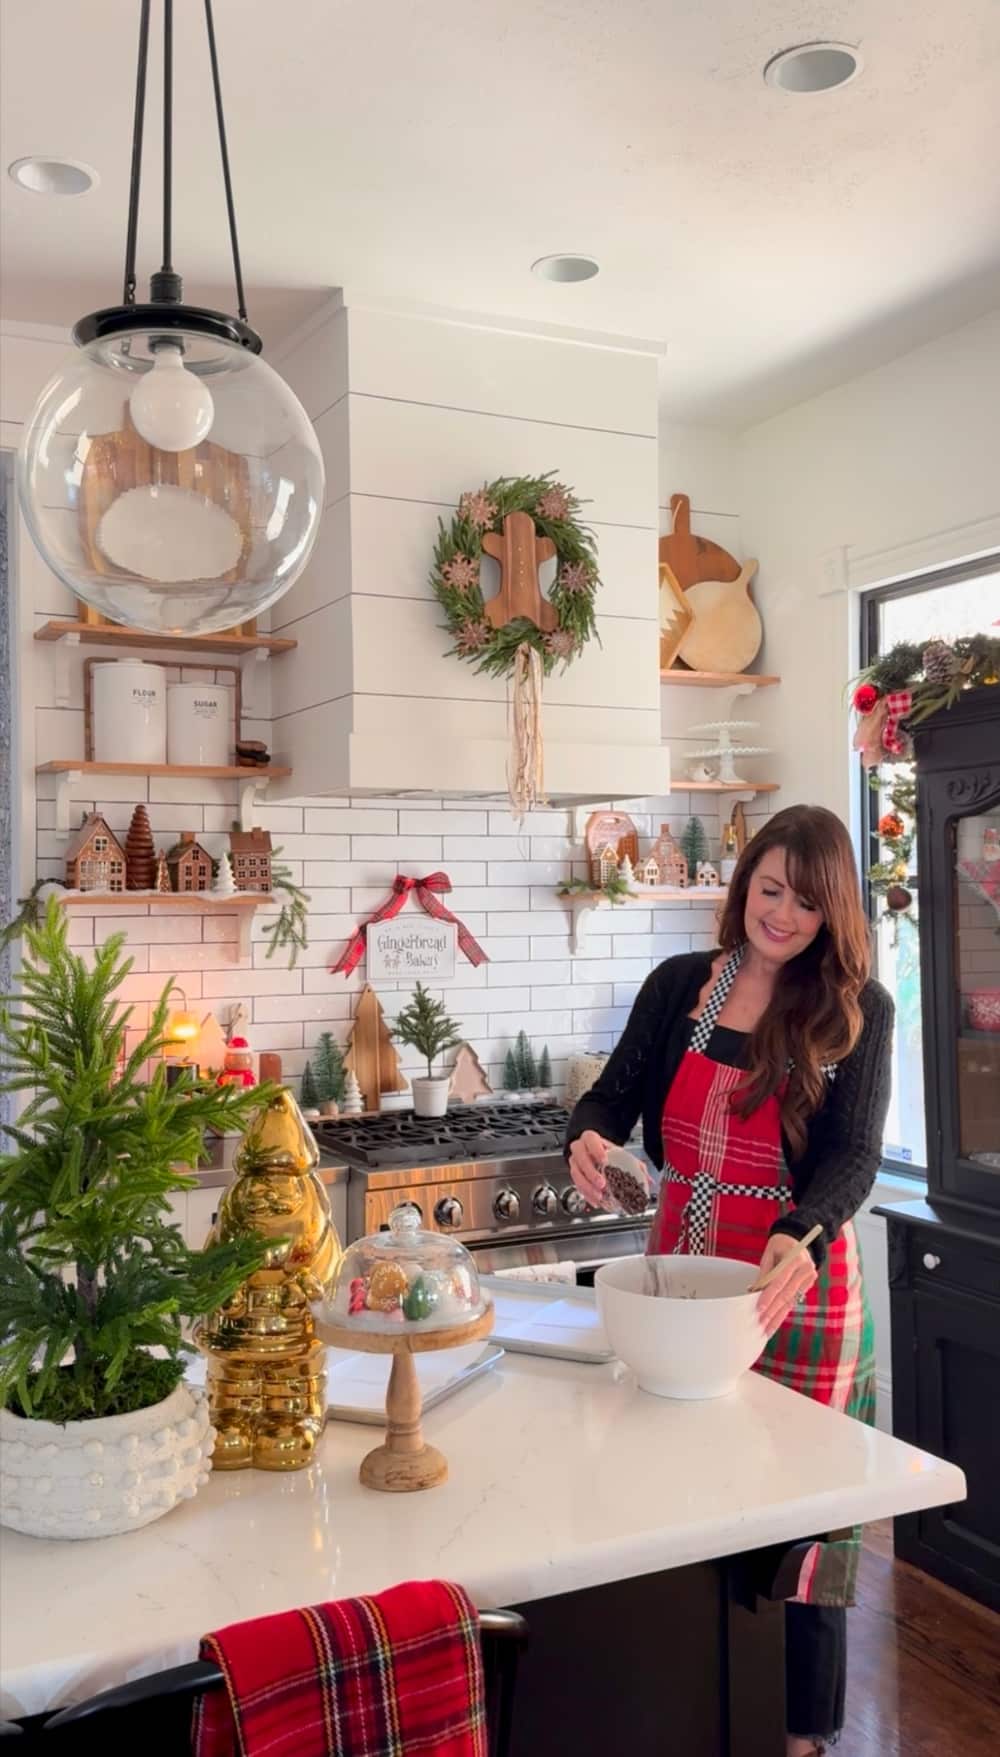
[{"x1": 1, "y1": 1351, "x2": 964, "y2": 1754}]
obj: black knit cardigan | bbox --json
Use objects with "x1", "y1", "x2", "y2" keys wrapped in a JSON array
[{"x1": 565, "y1": 951, "x2": 894, "y2": 1265}]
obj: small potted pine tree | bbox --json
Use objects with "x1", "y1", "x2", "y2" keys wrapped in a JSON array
[
  {"x1": 391, "y1": 983, "x2": 462, "y2": 1118},
  {"x1": 313, "y1": 1031, "x2": 346, "y2": 1116},
  {"x1": 0, "y1": 903, "x2": 272, "y2": 1540}
]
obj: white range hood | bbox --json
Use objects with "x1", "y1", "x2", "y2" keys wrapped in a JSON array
[{"x1": 268, "y1": 299, "x2": 667, "y2": 803}]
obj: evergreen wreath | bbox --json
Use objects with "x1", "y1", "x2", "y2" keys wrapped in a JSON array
[{"x1": 431, "y1": 474, "x2": 600, "y2": 677}]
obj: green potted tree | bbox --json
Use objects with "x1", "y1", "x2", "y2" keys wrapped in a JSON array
[
  {"x1": 391, "y1": 983, "x2": 462, "y2": 1118},
  {"x1": 0, "y1": 903, "x2": 272, "y2": 1540}
]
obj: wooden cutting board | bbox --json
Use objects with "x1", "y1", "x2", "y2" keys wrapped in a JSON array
[
  {"x1": 659, "y1": 493, "x2": 741, "y2": 592},
  {"x1": 677, "y1": 561, "x2": 763, "y2": 674}
]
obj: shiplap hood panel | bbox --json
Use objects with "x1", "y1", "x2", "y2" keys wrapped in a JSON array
[{"x1": 268, "y1": 301, "x2": 667, "y2": 802}]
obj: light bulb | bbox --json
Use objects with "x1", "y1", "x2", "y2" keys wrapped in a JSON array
[{"x1": 129, "y1": 343, "x2": 215, "y2": 451}]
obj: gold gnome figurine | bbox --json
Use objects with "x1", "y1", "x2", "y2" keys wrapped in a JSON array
[{"x1": 197, "y1": 1089, "x2": 341, "y2": 1471}]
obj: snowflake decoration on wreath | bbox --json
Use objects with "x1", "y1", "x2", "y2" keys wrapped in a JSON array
[{"x1": 431, "y1": 473, "x2": 601, "y2": 679}]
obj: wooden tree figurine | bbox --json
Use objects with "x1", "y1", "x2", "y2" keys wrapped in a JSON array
[
  {"x1": 125, "y1": 805, "x2": 156, "y2": 891},
  {"x1": 448, "y1": 1043, "x2": 492, "y2": 1104},
  {"x1": 345, "y1": 986, "x2": 405, "y2": 1112},
  {"x1": 482, "y1": 510, "x2": 558, "y2": 633}
]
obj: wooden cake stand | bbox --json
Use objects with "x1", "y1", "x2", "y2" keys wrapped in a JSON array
[{"x1": 315, "y1": 1306, "x2": 494, "y2": 1493}]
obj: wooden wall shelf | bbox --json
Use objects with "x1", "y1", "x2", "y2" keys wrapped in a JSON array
[
  {"x1": 660, "y1": 670, "x2": 780, "y2": 688},
  {"x1": 57, "y1": 889, "x2": 272, "y2": 959},
  {"x1": 564, "y1": 886, "x2": 728, "y2": 954},
  {"x1": 671, "y1": 780, "x2": 779, "y2": 795},
  {"x1": 34, "y1": 620, "x2": 296, "y2": 656},
  {"x1": 37, "y1": 761, "x2": 291, "y2": 833}
]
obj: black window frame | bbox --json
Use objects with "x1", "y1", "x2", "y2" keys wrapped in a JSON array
[{"x1": 860, "y1": 549, "x2": 1000, "y2": 1180}]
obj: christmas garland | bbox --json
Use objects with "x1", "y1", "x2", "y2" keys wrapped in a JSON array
[
  {"x1": 867, "y1": 773, "x2": 917, "y2": 941},
  {"x1": 431, "y1": 474, "x2": 599, "y2": 677},
  {"x1": 852, "y1": 633, "x2": 1000, "y2": 767}
]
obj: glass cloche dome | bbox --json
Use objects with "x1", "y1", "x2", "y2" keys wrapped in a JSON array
[
  {"x1": 17, "y1": 326, "x2": 325, "y2": 636},
  {"x1": 321, "y1": 1204, "x2": 488, "y2": 1335}
]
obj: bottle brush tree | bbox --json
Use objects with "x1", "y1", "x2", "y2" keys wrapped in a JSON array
[
  {"x1": 537, "y1": 1046, "x2": 552, "y2": 1090},
  {"x1": 502, "y1": 1048, "x2": 520, "y2": 1092},
  {"x1": 514, "y1": 1029, "x2": 538, "y2": 1088},
  {"x1": 391, "y1": 982, "x2": 462, "y2": 1080},
  {"x1": 300, "y1": 1061, "x2": 319, "y2": 1110},
  {"x1": 0, "y1": 901, "x2": 273, "y2": 1424},
  {"x1": 312, "y1": 1031, "x2": 346, "y2": 1105},
  {"x1": 680, "y1": 816, "x2": 708, "y2": 871}
]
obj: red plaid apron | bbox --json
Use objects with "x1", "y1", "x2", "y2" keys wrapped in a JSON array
[
  {"x1": 193, "y1": 1579, "x2": 487, "y2": 1757},
  {"x1": 647, "y1": 950, "x2": 876, "y2": 1607}
]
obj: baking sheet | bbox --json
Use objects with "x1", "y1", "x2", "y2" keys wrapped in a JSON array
[
  {"x1": 478, "y1": 1276, "x2": 614, "y2": 1364},
  {"x1": 186, "y1": 1341, "x2": 503, "y2": 1426},
  {"x1": 324, "y1": 1342, "x2": 503, "y2": 1424}
]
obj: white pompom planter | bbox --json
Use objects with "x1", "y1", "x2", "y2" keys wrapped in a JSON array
[{"x1": 0, "y1": 1381, "x2": 214, "y2": 1540}]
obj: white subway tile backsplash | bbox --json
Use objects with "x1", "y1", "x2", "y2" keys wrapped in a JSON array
[
  {"x1": 304, "y1": 809, "x2": 398, "y2": 834},
  {"x1": 399, "y1": 810, "x2": 488, "y2": 835},
  {"x1": 352, "y1": 837, "x2": 442, "y2": 862},
  {"x1": 488, "y1": 861, "x2": 569, "y2": 885}
]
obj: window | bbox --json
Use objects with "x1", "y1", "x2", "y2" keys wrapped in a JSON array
[
  {"x1": 861, "y1": 554, "x2": 1000, "y2": 1176},
  {"x1": 94, "y1": 835, "x2": 108, "y2": 853}
]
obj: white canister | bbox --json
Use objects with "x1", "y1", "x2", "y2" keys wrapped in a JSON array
[
  {"x1": 166, "y1": 682, "x2": 233, "y2": 767},
  {"x1": 92, "y1": 661, "x2": 166, "y2": 764}
]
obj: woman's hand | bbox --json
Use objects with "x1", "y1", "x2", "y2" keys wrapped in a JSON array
[
  {"x1": 755, "y1": 1233, "x2": 819, "y2": 1338},
  {"x1": 568, "y1": 1130, "x2": 612, "y2": 1210}
]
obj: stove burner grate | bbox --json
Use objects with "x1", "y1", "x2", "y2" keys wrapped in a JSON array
[{"x1": 314, "y1": 1102, "x2": 571, "y2": 1169}]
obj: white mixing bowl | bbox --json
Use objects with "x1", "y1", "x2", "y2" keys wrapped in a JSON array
[{"x1": 595, "y1": 1254, "x2": 767, "y2": 1399}]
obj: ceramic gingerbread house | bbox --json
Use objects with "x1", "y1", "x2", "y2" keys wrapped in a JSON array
[
  {"x1": 65, "y1": 813, "x2": 127, "y2": 893},
  {"x1": 229, "y1": 828, "x2": 273, "y2": 893},
  {"x1": 166, "y1": 831, "x2": 214, "y2": 894}
]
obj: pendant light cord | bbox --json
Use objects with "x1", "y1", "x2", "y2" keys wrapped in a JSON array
[
  {"x1": 122, "y1": 0, "x2": 152, "y2": 305},
  {"x1": 204, "y1": 0, "x2": 249, "y2": 322},
  {"x1": 161, "y1": 0, "x2": 174, "y2": 274}
]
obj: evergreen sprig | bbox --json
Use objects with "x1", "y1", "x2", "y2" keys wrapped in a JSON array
[
  {"x1": 431, "y1": 473, "x2": 601, "y2": 679},
  {"x1": 261, "y1": 847, "x2": 311, "y2": 968},
  {"x1": 0, "y1": 901, "x2": 274, "y2": 1422},
  {"x1": 856, "y1": 634, "x2": 1000, "y2": 719}
]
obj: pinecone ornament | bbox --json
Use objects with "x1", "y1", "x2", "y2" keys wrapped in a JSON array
[{"x1": 922, "y1": 640, "x2": 959, "y2": 684}]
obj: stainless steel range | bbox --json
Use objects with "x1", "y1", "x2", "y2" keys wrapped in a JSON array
[{"x1": 313, "y1": 1101, "x2": 654, "y2": 1279}]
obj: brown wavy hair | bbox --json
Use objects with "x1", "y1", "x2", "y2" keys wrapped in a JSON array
[{"x1": 716, "y1": 805, "x2": 871, "y2": 1155}]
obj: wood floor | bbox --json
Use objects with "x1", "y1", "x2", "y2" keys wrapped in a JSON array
[{"x1": 845, "y1": 1522, "x2": 1000, "y2": 1755}]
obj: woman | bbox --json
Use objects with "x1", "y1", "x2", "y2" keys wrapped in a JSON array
[{"x1": 567, "y1": 804, "x2": 893, "y2": 1757}]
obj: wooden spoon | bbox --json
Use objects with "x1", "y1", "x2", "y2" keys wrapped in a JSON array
[{"x1": 748, "y1": 1225, "x2": 823, "y2": 1293}]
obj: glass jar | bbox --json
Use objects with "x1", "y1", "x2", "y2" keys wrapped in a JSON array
[{"x1": 320, "y1": 1204, "x2": 487, "y2": 1335}]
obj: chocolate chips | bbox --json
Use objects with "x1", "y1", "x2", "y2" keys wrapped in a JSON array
[{"x1": 604, "y1": 1159, "x2": 650, "y2": 1216}]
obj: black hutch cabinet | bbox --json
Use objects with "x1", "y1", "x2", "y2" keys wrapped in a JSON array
[{"x1": 878, "y1": 686, "x2": 1000, "y2": 1612}]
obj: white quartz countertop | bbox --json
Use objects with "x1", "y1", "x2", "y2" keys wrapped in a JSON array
[{"x1": 0, "y1": 1353, "x2": 965, "y2": 1719}]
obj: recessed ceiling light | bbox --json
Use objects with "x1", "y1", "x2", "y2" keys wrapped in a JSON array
[
  {"x1": 531, "y1": 254, "x2": 600, "y2": 284},
  {"x1": 764, "y1": 43, "x2": 862, "y2": 94},
  {"x1": 8, "y1": 156, "x2": 98, "y2": 196}
]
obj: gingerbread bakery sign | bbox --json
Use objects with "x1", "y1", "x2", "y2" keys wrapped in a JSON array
[{"x1": 367, "y1": 918, "x2": 458, "y2": 980}]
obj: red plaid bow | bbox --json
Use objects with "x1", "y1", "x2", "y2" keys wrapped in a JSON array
[
  {"x1": 332, "y1": 873, "x2": 488, "y2": 976},
  {"x1": 193, "y1": 1579, "x2": 487, "y2": 1757},
  {"x1": 882, "y1": 689, "x2": 913, "y2": 757}
]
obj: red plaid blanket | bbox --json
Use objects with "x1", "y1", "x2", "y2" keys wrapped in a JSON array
[{"x1": 192, "y1": 1580, "x2": 487, "y2": 1757}]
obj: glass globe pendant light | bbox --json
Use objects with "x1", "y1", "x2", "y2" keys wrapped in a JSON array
[{"x1": 17, "y1": 0, "x2": 324, "y2": 636}]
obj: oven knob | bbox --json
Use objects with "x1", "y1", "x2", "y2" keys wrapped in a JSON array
[
  {"x1": 494, "y1": 1187, "x2": 521, "y2": 1223},
  {"x1": 533, "y1": 1183, "x2": 558, "y2": 1218},
  {"x1": 435, "y1": 1196, "x2": 464, "y2": 1230},
  {"x1": 562, "y1": 1185, "x2": 587, "y2": 1217}
]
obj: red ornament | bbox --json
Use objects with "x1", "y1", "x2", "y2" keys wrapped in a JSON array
[
  {"x1": 853, "y1": 682, "x2": 879, "y2": 714},
  {"x1": 878, "y1": 813, "x2": 905, "y2": 840}
]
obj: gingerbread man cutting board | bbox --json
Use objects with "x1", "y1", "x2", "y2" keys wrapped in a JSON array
[
  {"x1": 658, "y1": 493, "x2": 741, "y2": 591},
  {"x1": 482, "y1": 510, "x2": 559, "y2": 633}
]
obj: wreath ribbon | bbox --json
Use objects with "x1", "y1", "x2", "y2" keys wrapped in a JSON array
[
  {"x1": 883, "y1": 689, "x2": 914, "y2": 756},
  {"x1": 331, "y1": 873, "x2": 488, "y2": 976}
]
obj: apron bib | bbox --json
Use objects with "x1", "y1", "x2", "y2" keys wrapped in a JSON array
[{"x1": 646, "y1": 949, "x2": 876, "y2": 1607}]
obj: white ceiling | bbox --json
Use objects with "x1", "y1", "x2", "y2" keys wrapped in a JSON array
[{"x1": 2, "y1": 0, "x2": 999, "y2": 428}]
